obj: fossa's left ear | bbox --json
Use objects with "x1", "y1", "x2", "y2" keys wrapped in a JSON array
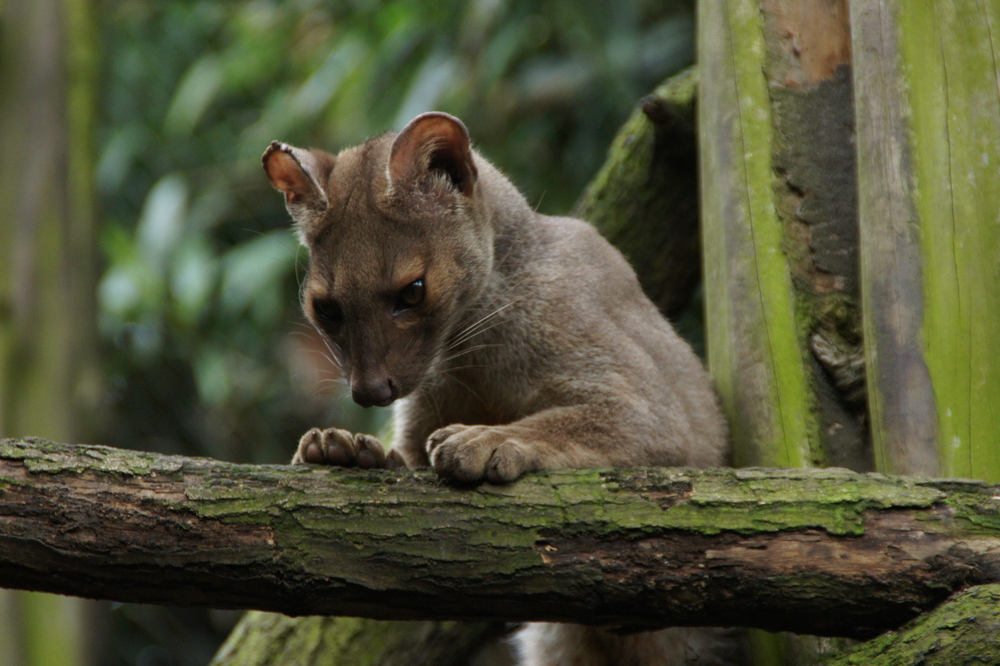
[
  {"x1": 262, "y1": 141, "x2": 334, "y2": 233},
  {"x1": 388, "y1": 112, "x2": 478, "y2": 197}
]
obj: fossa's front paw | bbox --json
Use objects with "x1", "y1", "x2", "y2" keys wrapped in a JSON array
[
  {"x1": 293, "y1": 427, "x2": 390, "y2": 469},
  {"x1": 426, "y1": 424, "x2": 529, "y2": 484}
]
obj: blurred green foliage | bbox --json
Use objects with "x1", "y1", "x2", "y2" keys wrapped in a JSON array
[{"x1": 96, "y1": 0, "x2": 694, "y2": 468}]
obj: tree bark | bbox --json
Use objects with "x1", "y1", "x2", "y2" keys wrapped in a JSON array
[
  {"x1": 698, "y1": 0, "x2": 817, "y2": 473},
  {"x1": 839, "y1": 7, "x2": 1000, "y2": 665},
  {"x1": 823, "y1": 585, "x2": 1000, "y2": 666},
  {"x1": 4, "y1": 437, "x2": 1000, "y2": 640},
  {"x1": 698, "y1": 0, "x2": 866, "y2": 475},
  {"x1": 851, "y1": 0, "x2": 1000, "y2": 482}
]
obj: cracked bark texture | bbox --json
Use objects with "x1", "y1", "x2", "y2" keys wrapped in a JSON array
[{"x1": 5, "y1": 438, "x2": 1000, "y2": 643}]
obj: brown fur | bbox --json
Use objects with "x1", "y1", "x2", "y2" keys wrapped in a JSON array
[{"x1": 263, "y1": 113, "x2": 734, "y2": 665}]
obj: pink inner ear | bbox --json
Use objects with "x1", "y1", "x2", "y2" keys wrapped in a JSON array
[
  {"x1": 264, "y1": 151, "x2": 309, "y2": 195},
  {"x1": 389, "y1": 113, "x2": 476, "y2": 195}
]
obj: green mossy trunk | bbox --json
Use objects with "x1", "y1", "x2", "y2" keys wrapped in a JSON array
[
  {"x1": 700, "y1": 0, "x2": 818, "y2": 473},
  {"x1": 697, "y1": 0, "x2": 864, "y2": 474},
  {"x1": 851, "y1": 0, "x2": 1000, "y2": 482},
  {"x1": 828, "y1": 4, "x2": 1000, "y2": 663},
  {"x1": 822, "y1": 585, "x2": 1000, "y2": 666},
  {"x1": 576, "y1": 67, "x2": 701, "y2": 320}
]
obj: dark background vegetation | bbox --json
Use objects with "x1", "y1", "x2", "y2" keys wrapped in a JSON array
[{"x1": 6, "y1": 2, "x2": 696, "y2": 664}]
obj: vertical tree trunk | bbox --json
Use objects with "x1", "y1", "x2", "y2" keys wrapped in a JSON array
[
  {"x1": 824, "y1": 4, "x2": 1000, "y2": 661},
  {"x1": 0, "y1": 0, "x2": 99, "y2": 664},
  {"x1": 698, "y1": 0, "x2": 866, "y2": 473},
  {"x1": 698, "y1": 0, "x2": 868, "y2": 475},
  {"x1": 851, "y1": 0, "x2": 1000, "y2": 481},
  {"x1": 698, "y1": 1, "x2": 863, "y2": 663}
]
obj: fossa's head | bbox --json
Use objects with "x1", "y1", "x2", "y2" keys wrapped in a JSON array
[{"x1": 263, "y1": 113, "x2": 494, "y2": 407}]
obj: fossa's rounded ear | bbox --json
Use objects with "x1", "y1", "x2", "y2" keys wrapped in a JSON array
[
  {"x1": 262, "y1": 141, "x2": 333, "y2": 235},
  {"x1": 388, "y1": 112, "x2": 478, "y2": 197}
]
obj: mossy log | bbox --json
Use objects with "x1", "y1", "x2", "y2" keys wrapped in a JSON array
[
  {"x1": 4, "y1": 437, "x2": 1000, "y2": 640},
  {"x1": 822, "y1": 584, "x2": 1000, "y2": 666}
]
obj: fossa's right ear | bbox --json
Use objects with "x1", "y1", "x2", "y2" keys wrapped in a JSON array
[
  {"x1": 388, "y1": 112, "x2": 478, "y2": 197},
  {"x1": 262, "y1": 141, "x2": 333, "y2": 233}
]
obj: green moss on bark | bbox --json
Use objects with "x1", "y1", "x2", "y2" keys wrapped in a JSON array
[{"x1": 824, "y1": 585, "x2": 1000, "y2": 665}]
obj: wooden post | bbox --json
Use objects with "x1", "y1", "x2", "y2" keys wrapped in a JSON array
[
  {"x1": 851, "y1": 0, "x2": 1000, "y2": 481},
  {"x1": 698, "y1": 0, "x2": 865, "y2": 473}
]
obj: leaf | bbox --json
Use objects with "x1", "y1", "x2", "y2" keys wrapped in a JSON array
[
  {"x1": 218, "y1": 230, "x2": 298, "y2": 318},
  {"x1": 136, "y1": 174, "x2": 189, "y2": 275},
  {"x1": 164, "y1": 55, "x2": 224, "y2": 136}
]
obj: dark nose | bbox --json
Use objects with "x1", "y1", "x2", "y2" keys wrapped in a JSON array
[{"x1": 351, "y1": 377, "x2": 397, "y2": 408}]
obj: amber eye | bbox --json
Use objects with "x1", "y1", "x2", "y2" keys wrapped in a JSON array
[
  {"x1": 395, "y1": 278, "x2": 425, "y2": 313},
  {"x1": 311, "y1": 298, "x2": 343, "y2": 327}
]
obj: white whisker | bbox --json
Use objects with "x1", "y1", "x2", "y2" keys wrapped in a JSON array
[
  {"x1": 448, "y1": 297, "x2": 524, "y2": 349},
  {"x1": 438, "y1": 343, "x2": 501, "y2": 365}
]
